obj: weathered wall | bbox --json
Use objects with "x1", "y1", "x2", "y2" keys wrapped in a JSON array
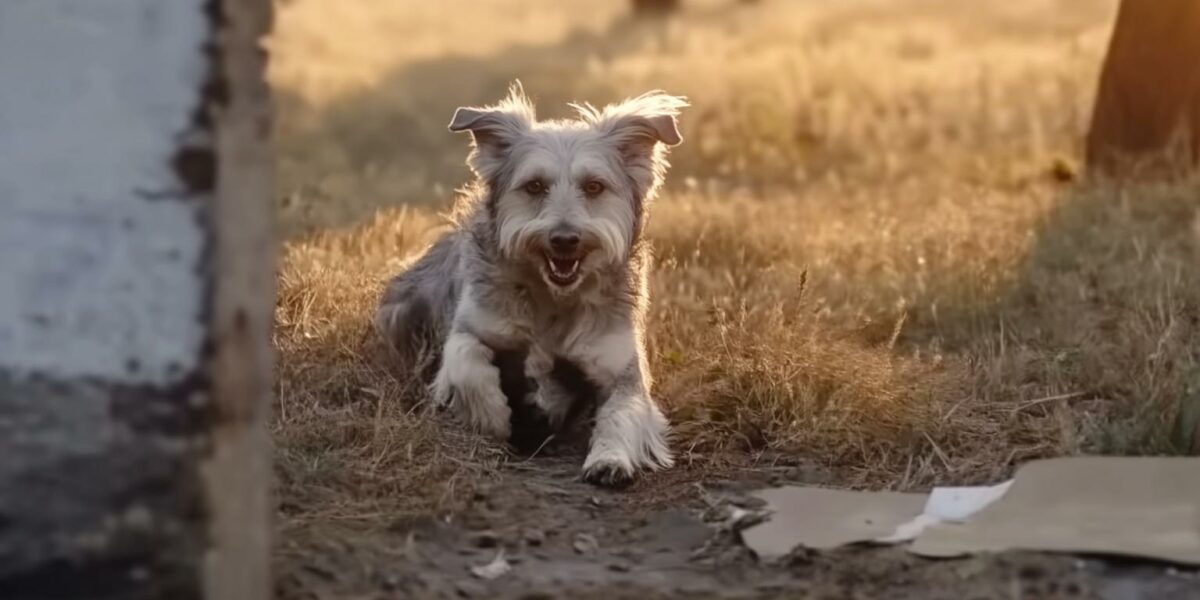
[{"x1": 0, "y1": 1, "x2": 272, "y2": 598}]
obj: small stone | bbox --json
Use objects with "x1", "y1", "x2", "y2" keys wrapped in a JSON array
[
  {"x1": 607, "y1": 562, "x2": 630, "y2": 572},
  {"x1": 302, "y1": 564, "x2": 336, "y2": 581},
  {"x1": 472, "y1": 530, "x2": 500, "y2": 548},
  {"x1": 380, "y1": 574, "x2": 401, "y2": 590},
  {"x1": 523, "y1": 528, "x2": 545, "y2": 546},
  {"x1": 456, "y1": 580, "x2": 486, "y2": 597},
  {"x1": 470, "y1": 551, "x2": 511, "y2": 580},
  {"x1": 573, "y1": 533, "x2": 599, "y2": 555}
]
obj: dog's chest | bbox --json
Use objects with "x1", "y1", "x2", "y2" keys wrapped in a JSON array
[{"x1": 531, "y1": 304, "x2": 601, "y2": 352}]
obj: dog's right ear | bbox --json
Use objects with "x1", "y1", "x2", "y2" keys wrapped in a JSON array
[{"x1": 448, "y1": 83, "x2": 535, "y2": 180}]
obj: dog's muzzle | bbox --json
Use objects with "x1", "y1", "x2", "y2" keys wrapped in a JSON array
[{"x1": 541, "y1": 228, "x2": 586, "y2": 287}]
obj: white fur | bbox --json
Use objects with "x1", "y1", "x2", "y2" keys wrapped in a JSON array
[
  {"x1": 431, "y1": 331, "x2": 511, "y2": 440},
  {"x1": 569, "y1": 326, "x2": 638, "y2": 383},
  {"x1": 583, "y1": 391, "x2": 674, "y2": 476}
]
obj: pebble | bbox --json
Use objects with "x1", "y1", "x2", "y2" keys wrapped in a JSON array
[
  {"x1": 573, "y1": 533, "x2": 599, "y2": 555},
  {"x1": 524, "y1": 528, "x2": 545, "y2": 546},
  {"x1": 456, "y1": 580, "x2": 486, "y2": 598},
  {"x1": 472, "y1": 530, "x2": 500, "y2": 548},
  {"x1": 380, "y1": 574, "x2": 401, "y2": 591}
]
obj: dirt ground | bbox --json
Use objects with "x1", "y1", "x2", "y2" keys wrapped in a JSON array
[
  {"x1": 275, "y1": 450, "x2": 1200, "y2": 600},
  {"x1": 269, "y1": 0, "x2": 1200, "y2": 597}
]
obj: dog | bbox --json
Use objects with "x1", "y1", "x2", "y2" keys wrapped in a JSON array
[{"x1": 375, "y1": 84, "x2": 685, "y2": 487}]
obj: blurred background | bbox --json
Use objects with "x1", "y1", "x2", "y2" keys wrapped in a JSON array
[{"x1": 270, "y1": 0, "x2": 1116, "y2": 234}]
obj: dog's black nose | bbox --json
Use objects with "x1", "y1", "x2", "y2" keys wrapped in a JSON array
[{"x1": 549, "y1": 231, "x2": 581, "y2": 254}]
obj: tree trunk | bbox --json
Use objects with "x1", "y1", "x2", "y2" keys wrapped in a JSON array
[
  {"x1": 1087, "y1": 0, "x2": 1200, "y2": 174},
  {"x1": 0, "y1": 1, "x2": 273, "y2": 599},
  {"x1": 632, "y1": 0, "x2": 681, "y2": 16}
]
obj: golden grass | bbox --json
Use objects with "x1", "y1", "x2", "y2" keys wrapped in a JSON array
[{"x1": 271, "y1": 0, "x2": 1200, "y2": 522}]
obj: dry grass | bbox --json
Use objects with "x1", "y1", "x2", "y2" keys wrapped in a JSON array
[{"x1": 271, "y1": 0, "x2": 1200, "y2": 524}]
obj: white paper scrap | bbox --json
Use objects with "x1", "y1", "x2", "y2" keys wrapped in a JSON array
[
  {"x1": 876, "y1": 480, "x2": 1013, "y2": 543},
  {"x1": 926, "y1": 480, "x2": 1014, "y2": 522}
]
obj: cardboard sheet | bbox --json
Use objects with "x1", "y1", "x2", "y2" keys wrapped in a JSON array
[
  {"x1": 910, "y1": 457, "x2": 1200, "y2": 564},
  {"x1": 742, "y1": 457, "x2": 1200, "y2": 566},
  {"x1": 740, "y1": 487, "x2": 926, "y2": 559}
]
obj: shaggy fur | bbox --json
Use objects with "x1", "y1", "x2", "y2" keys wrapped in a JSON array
[{"x1": 376, "y1": 85, "x2": 686, "y2": 486}]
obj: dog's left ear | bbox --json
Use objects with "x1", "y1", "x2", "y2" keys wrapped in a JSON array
[
  {"x1": 578, "y1": 91, "x2": 687, "y2": 198},
  {"x1": 583, "y1": 91, "x2": 686, "y2": 150}
]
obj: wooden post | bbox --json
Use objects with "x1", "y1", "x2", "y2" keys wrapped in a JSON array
[
  {"x1": 632, "y1": 0, "x2": 681, "y2": 16},
  {"x1": 0, "y1": 1, "x2": 273, "y2": 599},
  {"x1": 1086, "y1": 0, "x2": 1200, "y2": 174}
]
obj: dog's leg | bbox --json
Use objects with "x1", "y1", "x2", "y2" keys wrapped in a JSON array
[
  {"x1": 431, "y1": 330, "x2": 511, "y2": 440},
  {"x1": 583, "y1": 363, "x2": 673, "y2": 487},
  {"x1": 375, "y1": 234, "x2": 459, "y2": 380},
  {"x1": 525, "y1": 345, "x2": 574, "y2": 427},
  {"x1": 575, "y1": 328, "x2": 673, "y2": 487}
]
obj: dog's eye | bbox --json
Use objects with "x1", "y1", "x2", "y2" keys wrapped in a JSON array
[
  {"x1": 523, "y1": 180, "x2": 546, "y2": 196},
  {"x1": 582, "y1": 181, "x2": 605, "y2": 197}
]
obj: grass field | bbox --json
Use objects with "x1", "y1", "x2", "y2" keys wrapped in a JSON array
[{"x1": 270, "y1": 0, "x2": 1200, "y2": 533}]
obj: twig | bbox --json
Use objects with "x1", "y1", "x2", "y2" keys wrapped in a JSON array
[
  {"x1": 522, "y1": 435, "x2": 557, "y2": 462},
  {"x1": 1010, "y1": 391, "x2": 1086, "y2": 416},
  {"x1": 923, "y1": 432, "x2": 952, "y2": 472}
]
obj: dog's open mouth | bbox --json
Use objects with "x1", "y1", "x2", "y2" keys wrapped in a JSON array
[{"x1": 543, "y1": 254, "x2": 582, "y2": 286}]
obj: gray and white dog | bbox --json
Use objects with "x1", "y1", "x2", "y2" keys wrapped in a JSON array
[{"x1": 375, "y1": 85, "x2": 685, "y2": 486}]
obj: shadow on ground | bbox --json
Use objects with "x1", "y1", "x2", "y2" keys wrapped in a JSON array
[{"x1": 899, "y1": 174, "x2": 1200, "y2": 460}]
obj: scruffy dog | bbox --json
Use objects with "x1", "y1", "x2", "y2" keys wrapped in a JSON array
[{"x1": 375, "y1": 85, "x2": 685, "y2": 486}]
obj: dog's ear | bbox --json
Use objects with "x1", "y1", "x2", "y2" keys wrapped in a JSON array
[
  {"x1": 449, "y1": 83, "x2": 535, "y2": 180},
  {"x1": 576, "y1": 91, "x2": 687, "y2": 199},
  {"x1": 581, "y1": 91, "x2": 685, "y2": 149}
]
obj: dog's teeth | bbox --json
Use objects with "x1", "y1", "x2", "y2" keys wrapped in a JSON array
[{"x1": 548, "y1": 258, "x2": 579, "y2": 277}]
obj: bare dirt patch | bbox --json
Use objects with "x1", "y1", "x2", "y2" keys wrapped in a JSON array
[{"x1": 276, "y1": 452, "x2": 1200, "y2": 599}]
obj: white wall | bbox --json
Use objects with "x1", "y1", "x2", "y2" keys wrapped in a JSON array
[{"x1": 0, "y1": 1, "x2": 211, "y2": 385}]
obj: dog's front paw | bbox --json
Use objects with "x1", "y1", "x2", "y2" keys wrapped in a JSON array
[
  {"x1": 430, "y1": 370, "x2": 454, "y2": 411},
  {"x1": 465, "y1": 393, "x2": 508, "y2": 441},
  {"x1": 582, "y1": 451, "x2": 636, "y2": 488},
  {"x1": 460, "y1": 386, "x2": 512, "y2": 441},
  {"x1": 581, "y1": 395, "x2": 674, "y2": 487},
  {"x1": 431, "y1": 368, "x2": 511, "y2": 441}
]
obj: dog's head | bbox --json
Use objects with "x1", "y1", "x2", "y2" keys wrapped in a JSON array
[{"x1": 449, "y1": 83, "x2": 686, "y2": 295}]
